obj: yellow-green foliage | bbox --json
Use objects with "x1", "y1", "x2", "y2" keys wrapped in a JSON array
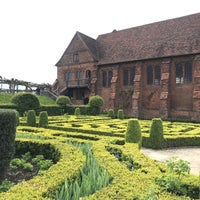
[
  {"x1": 2, "y1": 115, "x2": 200, "y2": 199},
  {"x1": 0, "y1": 139, "x2": 85, "y2": 200}
]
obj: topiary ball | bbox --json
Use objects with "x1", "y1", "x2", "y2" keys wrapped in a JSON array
[
  {"x1": 56, "y1": 96, "x2": 71, "y2": 107},
  {"x1": 11, "y1": 92, "x2": 40, "y2": 116},
  {"x1": 88, "y1": 95, "x2": 104, "y2": 107}
]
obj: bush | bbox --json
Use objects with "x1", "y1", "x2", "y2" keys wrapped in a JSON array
[
  {"x1": 74, "y1": 107, "x2": 80, "y2": 116},
  {"x1": 26, "y1": 110, "x2": 36, "y2": 127},
  {"x1": 56, "y1": 96, "x2": 71, "y2": 107},
  {"x1": 117, "y1": 109, "x2": 124, "y2": 119},
  {"x1": 125, "y1": 119, "x2": 142, "y2": 147},
  {"x1": 87, "y1": 105, "x2": 100, "y2": 116},
  {"x1": 40, "y1": 105, "x2": 63, "y2": 116},
  {"x1": 11, "y1": 92, "x2": 40, "y2": 116},
  {"x1": 88, "y1": 95, "x2": 104, "y2": 107},
  {"x1": 149, "y1": 118, "x2": 164, "y2": 149},
  {"x1": 108, "y1": 109, "x2": 115, "y2": 118},
  {"x1": 16, "y1": 111, "x2": 20, "y2": 126},
  {"x1": 0, "y1": 109, "x2": 16, "y2": 184},
  {"x1": 38, "y1": 111, "x2": 48, "y2": 127}
]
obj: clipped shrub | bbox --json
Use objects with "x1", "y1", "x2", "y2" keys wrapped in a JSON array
[
  {"x1": 15, "y1": 111, "x2": 20, "y2": 126},
  {"x1": 88, "y1": 95, "x2": 104, "y2": 107},
  {"x1": 149, "y1": 118, "x2": 164, "y2": 149},
  {"x1": 117, "y1": 109, "x2": 124, "y2": 119},
  {"x1": 108, "y1": 109, "x2": 115, "y2": 118},
  {"x1": 26, "y1": 110, "x2": 36, "y2": 127},
  {"x1": 38, "y1": 111, "x2": 48, "y2": 127},
  {"x1": 74, "y1": 107, "x2": 81, "y2": 116},
  {"x1": 11, "y1": 92, "x2": 40, "y2": 116},
  {"x1": 40, "y1": 105, "x2": 63, "y2": 116},
  {"x1": 56, "y1": 96, "x2": 71, "y2": 107},
  {"x1": 125, "y1": 119, "x2": 142, "y2": 147},
  {"x1": 0, "y1": 109, "x2": 16, "y2": 184}
]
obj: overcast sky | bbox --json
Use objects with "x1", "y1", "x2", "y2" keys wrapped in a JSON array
[{"x1": 0, "y1": 0, "x2": 199, "y2": 84}]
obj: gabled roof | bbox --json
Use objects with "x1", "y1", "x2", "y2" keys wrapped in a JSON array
[
  {"x1": 76, "y1": 32, "x2": 98, "y2": 61},
  {"x1": 56, "y1": 13, "x2": 200, "y2": 67},
  {"x1": 55, "y1": 31, "x2": 98, "y2": 66},
  {"x1": 97, "y1": 13, "x2": 200, "y2": 65}
]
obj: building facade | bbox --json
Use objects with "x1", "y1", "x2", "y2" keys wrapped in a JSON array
[{"x1": 53, "y1": 13, "x2": 200, "y2": 121}]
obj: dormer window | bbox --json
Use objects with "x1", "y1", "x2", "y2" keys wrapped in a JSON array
[{"x1": 73, "y1": 53, "x2": 79, "y2": 63}]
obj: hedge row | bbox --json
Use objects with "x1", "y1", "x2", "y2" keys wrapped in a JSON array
[
  {"x1": 82, "y1": 141, "x2": 190, "y2": 199},
  {"x1": 0, "y1": 104, "x2": 101, "y2": 116},
  {"x1": 0, "y1": 139, "x2": 85, "y2": 200},
  {"x1": 142, "y1": 135, "x2": 200, "y2": 148}
]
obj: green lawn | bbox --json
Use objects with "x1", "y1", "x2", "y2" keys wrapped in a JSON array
[{"x1": 0, "y1": 93, "x2": 55, "y2": 105}]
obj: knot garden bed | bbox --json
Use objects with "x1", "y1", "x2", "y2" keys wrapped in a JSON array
[{"x1": 1, "y1": 115, "x2": 200, "y2": 199}]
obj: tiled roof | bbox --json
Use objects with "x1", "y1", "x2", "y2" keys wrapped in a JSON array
[
  {"x1": 56, "y1": 13, "x2": 200, "y2": 67},
  {"x1": 97, "y1": 13, "x2": 200, "y2": 65},
  {"x1": 77, "y1": 32, "x2": 98, "y2": 61}
]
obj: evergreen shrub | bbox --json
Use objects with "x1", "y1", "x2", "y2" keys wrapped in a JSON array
[
  {"x1": 117, "y1": 109, "x2": 124, "y2": 119},
  {"x1": 56, "y1": 96, "x2": 71, "y2": 107},
  {"x1": 150, "y1": 118, "x2": 164, "y2": 149},
  {"x1": 27, "y1": 110, "x2": 36, "y2": 127},
  {"x1": 125, "y1": 119, "x2": 142, "y2": 147},
  {"x1": 40, "y1": 105, "x2": 63, "y2": 116},
  {"x1": 74, "y1": 107, "x2": 81, "y2": 116},
  {"x1": 11, "y1": 92, "x2": 40, "y2": 116},
  {"x1": 38, "y1": 111, "x2": 48, "y2": 127},
  {"x1": 108, "y1": 109, "x2": 115, "y2": 118},
  {"x1": 15, "y1": 111, "x2": 20, "y2": 126},
  {"x1": 88, "y1": 95, "x2": 104, "y2": 107},
  {"x1": 0, "y1": 109, "x2": 16, "y2": 184}
]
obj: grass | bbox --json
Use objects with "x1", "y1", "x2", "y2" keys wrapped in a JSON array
[
  {"x1": 0, "y1": 93, "x2": 55, "y2": 105},
  {"x1": 0, "y1": 93, "x2": 13, "y2": 104}
]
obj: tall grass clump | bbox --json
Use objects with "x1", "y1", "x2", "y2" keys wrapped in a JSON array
[
  {"x1": 149, "y1": 118, "x2": 164, "y2": 149},
  {"x1": 38, "y1": 111, "x2": 48, "y2": 127},
  {"x1": 26, "y1": 110, "x2": 36, "y2": 127},
  {"x1": 125, "y1": 119, "x2": 142, "y2": 148},
  {"x1": 54, "y1": 141, "x2": 111, "y2": 200}
]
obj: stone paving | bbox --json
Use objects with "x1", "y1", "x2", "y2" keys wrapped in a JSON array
[{"x1": 141, "y1": 147, "x2": 200, "y2": 175}]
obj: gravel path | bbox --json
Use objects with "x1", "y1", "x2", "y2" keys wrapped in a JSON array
[{"x1": 141, "y1": 147, "x2": 200, "y2": 175}]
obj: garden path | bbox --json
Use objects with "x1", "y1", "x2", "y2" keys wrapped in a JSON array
[{"x1": 141, "y1": 147, "x2": 200, "y2": 175}]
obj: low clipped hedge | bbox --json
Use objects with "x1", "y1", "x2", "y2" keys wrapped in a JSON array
[
  {"x1": 82, "y1": 141, "x2": 189, "y2": 199},
  {"x1": 64, "y1": 105, "x2": 101, "y2": 116},
  {"x1": 142, "y1": 135, "x2": 200, "y2": 148},
  {"x1": 0, "y1": 104, "x2": 17, "y2": 110},
  {"x1": 39, "y1": 105, "x2": 63, "y2": 116},
  {"x1": 0, "y1": 139, "x2": 85, "y2": 200}
]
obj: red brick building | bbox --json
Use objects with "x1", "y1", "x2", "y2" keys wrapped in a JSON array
[{"x1": 53, "y1": 13, "x2": 200, "y2": 121}]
